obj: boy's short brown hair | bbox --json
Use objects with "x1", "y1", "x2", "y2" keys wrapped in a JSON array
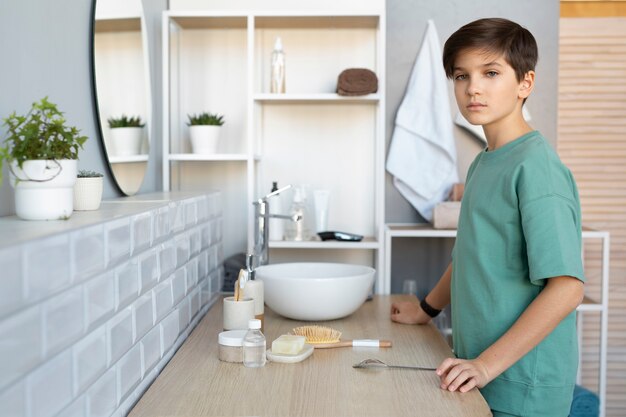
[{"x1": 442, "y1": 18, "x2": 538, "y2": 82}]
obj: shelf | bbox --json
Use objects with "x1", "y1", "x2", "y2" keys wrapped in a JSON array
[
  {"x1": 578, "y1": 296, "x2": 603, "y2": 312},
  {"x1": 168, "y1": 14, "x2": 247, "y2": 29},
  {"x1": 95, "y1": 17, "x2": 141, "y2": 33},
  {"x1": 254, "y1": 93, "x2": 380, "y2": 103},
  {"x1": 168, "y1": 153, "x2": 257, "y2": 162},
  {"x1": 269, "y1": 237, "x2": 379, "y2": 249},
  {"x1": 109, "y1": 154, "x2": 149, "y2": 164},
  {"x1": 254, "y1": 14, "x2": 379, "y2": 29}
]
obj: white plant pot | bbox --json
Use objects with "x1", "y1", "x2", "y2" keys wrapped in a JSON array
[
  {"x1": 190, "y1": 125, "x2": 220, "y2": 154},
  {"x1": 109, "y1": 127, "x2": 143, "y2": 156},
  {"x1": 9, "y1": 159, "x2": 77, "y2": 220},
  {"x1": 73, "y1": 177, "x2": 104, "y2": 211}
]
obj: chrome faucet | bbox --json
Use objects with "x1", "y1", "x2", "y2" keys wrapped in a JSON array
[{"x1": 253, "y1": 184, "x2": 301, "y2": 266}]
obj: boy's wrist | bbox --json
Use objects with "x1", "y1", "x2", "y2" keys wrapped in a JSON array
[{"x1": 420, "y1": 298, "x2": 442, "y2": 318}]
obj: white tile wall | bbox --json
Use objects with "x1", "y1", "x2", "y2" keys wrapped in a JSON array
[
  {"x1": 0, "y1": 246, "x2": 24, "y2": 318},
  {"x1": 0, "y1": 192, "x2": 222, "y2": 417}
]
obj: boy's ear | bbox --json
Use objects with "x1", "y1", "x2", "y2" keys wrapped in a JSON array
[{"x1": 518, "y1": 71, "x2": 535, "y2": 99}]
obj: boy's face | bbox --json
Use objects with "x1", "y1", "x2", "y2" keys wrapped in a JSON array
[{"x1": 451, "y1": 48, "x2": 533, "y2": 130}]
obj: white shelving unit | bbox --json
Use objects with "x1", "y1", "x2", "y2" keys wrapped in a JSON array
[
  {"x1": 384, "y1": 223, "x2": 609, "y2": 417},
  {"x1": 162, "y1": 8, "x2": 385, "y2": 271}
]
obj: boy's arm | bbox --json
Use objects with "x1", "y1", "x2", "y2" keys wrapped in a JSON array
[
  {"x1": 390, "y1": 263, "x2": 452, "y2": 325},
  {"x1": 437, "y1": 275, "x2": 584, "y2": 392}
]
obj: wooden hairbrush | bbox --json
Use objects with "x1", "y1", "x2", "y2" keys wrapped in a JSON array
[{"x1": 291, "y1": 325, "x2": 392, "y2": 349}]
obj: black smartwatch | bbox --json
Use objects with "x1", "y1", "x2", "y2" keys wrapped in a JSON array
[{"x1": 420, "y1": 298, "x2": 442, "y2": 318}]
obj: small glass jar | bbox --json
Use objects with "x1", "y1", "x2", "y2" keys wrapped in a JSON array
[{"x1": 218, "y1": 330, "x2": 247, "y2": 363}]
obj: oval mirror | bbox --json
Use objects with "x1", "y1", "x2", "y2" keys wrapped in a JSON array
[{"x1": 91, "y1": 0, "x2": 151, "y2": 195}]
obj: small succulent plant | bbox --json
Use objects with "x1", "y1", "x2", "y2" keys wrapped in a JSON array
[
  {"x1": 77, "y1": 169, "x2": 104, "y2": 178},
  {"x1": 187, "y1": 112, "x2": 225, "y2": 126},
  {"x1": 107, "y1": 115, "x2": 145, "y2": 128}
]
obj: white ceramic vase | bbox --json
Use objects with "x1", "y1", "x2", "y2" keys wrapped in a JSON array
[
  {"x1": 73, "y1": 176, "x2": 104, "y2": 211},
  {"x1": 190, "y1": 125, "x2": 220, "y2": 154},
  {"x1": 9, "y1": 159, "x2": 77, "y2": 220},
  {"x1": 109, "y1": 127, "x2": 143, "y2": 156}
]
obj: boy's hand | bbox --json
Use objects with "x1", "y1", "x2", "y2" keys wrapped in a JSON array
[
  {"x1": 436, "y1": 357, "x2": 491, "y2": 393},
  {"x1": 390, "y1": 300, "x2": 432, "y2": 324}
]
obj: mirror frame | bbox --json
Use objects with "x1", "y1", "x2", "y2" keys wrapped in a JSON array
[{"x1": 89, "y1": 0, "x2": 152, "y2": 196}]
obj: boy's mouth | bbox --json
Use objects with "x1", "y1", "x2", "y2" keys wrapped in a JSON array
[{"x1": 467, "y1": 102, "x2": 487, "y2": 110}]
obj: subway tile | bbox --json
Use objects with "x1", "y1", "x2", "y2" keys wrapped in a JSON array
[
  {"x1": 186, "y1": 258, "x2": 198, "y2": 293},
  {"x1": 153, "y1": 281, "x2": 173, "y2": 324},
  {"x1": 214, "y1": 220, "x2": 223, "y2": 243},
  {"x1": 190, "y1": 287, "x2": 200, "y2": 320},
  {"x1": 218, "y1": 267, "x2": 225, "y2": 291},
  {"x1": 44, "y1": 287, "x2": 84, "y2": 357},
  {"x1": 0, "y1": 379, "x2": 25, "y2": 417},
  {"x1": 25, "y1": 235, "x2": 71, "y2": 303},
  {"x1": 211, "y1": 270, "x2": 221, "y2": 294},
  {"x1": 26, "y1": 350, "x2": 72, "y2": 417},
  {"x1": 86, "y1": 368, "x2": 116, "y2": 417},
  {"x1": 115, "y1": 260, "x2": 139, "y2": 311},
  {"x1": 85, "y1": 272, "x2": 115, "y2": 331},
  {"x1": 73, "y1": 326, "x2": 106, "y2": 396},
  {"x1": 140, "y1": 325, "x2": 161, "y2": 377},
  {"x1": 200, "y1": 223, "x2": 210, "y2": 250},
  {"x1": 107, "y1": 308, "x2": 133, "y2": 367},
  {"x1": 200, "y1": 278, "x2": 210, "y2": 309},
  {"x1": 105, "y1": 218, "x2": 131, "y2": 267},
  {"x1": 177, "y1": 298, "x2": 190, "y2": 335},
  {"x1": 160, "y1": 310, "x2": 179, "y2": 356},
  {"x1": 0, "y1": 306, "x2": 41, "y2": 391},
  {"x1": 158, "y1": 242, "x2": 176, "y2": 278},
  {"x1": 175, "y1": 235, "x2": 190, "y2": 269},
  {"x1": 196, "y1": 196, "x2": 208, "y2": 222},
  {"x1": 0, "y1": 245, "x2": 24, "y2": 319},
  {"x1": 57, "y1": 396, "x2": 87, "y2": 417},
  {"x1": 198, "y1": 250, "x2": 208, "y2": 280},
  {"x1": 169, "y1": 202, "x2": 184, "y2": 234},
  {"x1": 171, "y1": 269, "x2": 186, "y2": 305},
  {"x1": 208, "y1": 245, "x2": 218, "y2": 272},
  {"x1": 131, "y1": 212, "x2": 152, "y2": 256},
  {"x1": 153, "y1": 206, "x2": 170, "y2": 243},
  {"x1": 116, "y1": 344, "x2": 141, "y2": 405},
  {"x1": 71, "y1": 225, "x2": 105, "y2": 283},
  {"x1": 183, "y1": 200, "x2": 197, "y2": 228},
  {"x1": 189, "y1": 229, "x2": 200, "y2": 257},
  {"x1": 132, "y1": 294, "x2": 153, "y2": 343},
  {"x1": 139, "y1": 250, "x2": 158, "y2": 295}
]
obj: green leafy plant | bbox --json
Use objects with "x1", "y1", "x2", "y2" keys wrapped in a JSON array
[
  {"x1": 0, "y1": 96, "x2": 88, "y2": 182},
  {"x1": 187, "y1": 112, "x2": 225, "y2": 126},
  {"x1": 107, "y1": 115, "x2": 145, "y2": 128},
  {"x1": 77, "y1": 169, "x2": 104, "y2": 178}
]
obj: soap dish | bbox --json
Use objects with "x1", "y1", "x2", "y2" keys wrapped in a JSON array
[{"x1": 266, "y1": 344, "x2": 314, "y2": 363}]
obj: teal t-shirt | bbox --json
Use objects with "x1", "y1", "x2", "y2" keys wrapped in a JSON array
[{"x1": 451, "y1": 131, "x2": 586, "y2": 417}]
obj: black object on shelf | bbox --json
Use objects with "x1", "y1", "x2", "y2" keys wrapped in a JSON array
[{"x1": 317, "y1": 231, "x2": 363, "y2": 242}]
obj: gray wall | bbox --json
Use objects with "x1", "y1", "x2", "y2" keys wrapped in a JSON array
[
  {"x1": 0, "y1": 0, "x2": 165, "y2": 217},
  {"x1": 385, "y1": 0, "x2": 559, "y2": 294}
]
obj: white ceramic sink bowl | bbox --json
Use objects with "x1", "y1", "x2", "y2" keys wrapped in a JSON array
[{"x1": 255, "y1": 262, "x2": 375, "y2": 321}]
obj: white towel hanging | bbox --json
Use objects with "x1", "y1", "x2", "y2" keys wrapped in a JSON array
[{"x1": 386, "y1": 19, "x2": 458, "y2": 221}]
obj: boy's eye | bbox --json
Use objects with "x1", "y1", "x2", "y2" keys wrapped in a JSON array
[
  {"x1": 486, "y1": 71, "x2": 498, "y2": 77},
  {"x1": 454, "y1": 74, "x2": 467, "y2": 81}
]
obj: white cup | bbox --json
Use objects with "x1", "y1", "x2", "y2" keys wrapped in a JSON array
[
  {"x1": 402, "y1": 279, "x2": 418, "y2": 295},
  {"x1": 223, "y1": 297, "x2": 255, "y2": 330}
]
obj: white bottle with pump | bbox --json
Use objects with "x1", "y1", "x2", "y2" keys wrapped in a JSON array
[
  {"x1": 243, "y1": 319, "x2": 266, "y2": 368},
  {"x1": 270, "y1": 37, "x2": 285, "y2": 93},
  {"x1": 268, "y1": 182, "x2": 284, "y2": 241}
]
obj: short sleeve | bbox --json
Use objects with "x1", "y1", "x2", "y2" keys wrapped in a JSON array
[{"x1": 520, "y1": 194, "x2": 586, "y2": 286}]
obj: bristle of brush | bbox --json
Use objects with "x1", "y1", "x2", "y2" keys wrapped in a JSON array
[{"x1": 291, "y1": 325, "x2": 342, "y2": 344}]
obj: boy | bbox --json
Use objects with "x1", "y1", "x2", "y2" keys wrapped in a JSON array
[{"x1": 390, "y1": 18, "x2": 585, "y2": 417}]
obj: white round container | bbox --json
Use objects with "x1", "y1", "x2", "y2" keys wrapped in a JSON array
[
  {"x1": 218, "y1": 330, "x2": 247, "y2": 363},
  {"x1": 189, "y1": 125, "x2": 220, "y2": 154}
]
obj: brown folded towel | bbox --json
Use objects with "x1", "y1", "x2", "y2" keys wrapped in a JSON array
[{"x1": 336, "y1": 68, "x2": 378, "y2": 96}]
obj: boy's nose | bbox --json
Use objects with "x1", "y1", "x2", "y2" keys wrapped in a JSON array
[{"x1": 466, "y1": 81, "x2": 481, "y2": 96}]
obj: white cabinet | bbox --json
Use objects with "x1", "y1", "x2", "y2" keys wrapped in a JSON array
[
  {"x1": 384, "y1": 223, "x2": 609, "y2": 417},
  {"x1": 162, "y1": 9, "x2": 385, "y2": 273}
]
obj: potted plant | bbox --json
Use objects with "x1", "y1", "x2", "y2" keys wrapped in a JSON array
[
  {"x1": 74, "y1": 169, "x2": 104, "y2": 211},
  {"x1": 187, "y1": 112, "x2": 224, "y2": 154},
  {"x1": 107, "y1": 114, "x2": 145, "y2": 156},
  {"x1": 0, "y1": 97, "x2": 87, "y2": 220}
]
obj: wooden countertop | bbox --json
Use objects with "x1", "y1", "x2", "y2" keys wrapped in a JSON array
[{"x1": 129, "y1": 295, "x2": 491, "y2": 417}]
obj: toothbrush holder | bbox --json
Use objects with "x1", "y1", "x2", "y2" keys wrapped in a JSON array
[{"x1": 223, "y1": 297, "x2": 255, "y2": 330}]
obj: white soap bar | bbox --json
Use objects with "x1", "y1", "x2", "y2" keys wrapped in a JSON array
[{"x1": 271, "y1": 335, "x2": 306, "y2": 355}]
